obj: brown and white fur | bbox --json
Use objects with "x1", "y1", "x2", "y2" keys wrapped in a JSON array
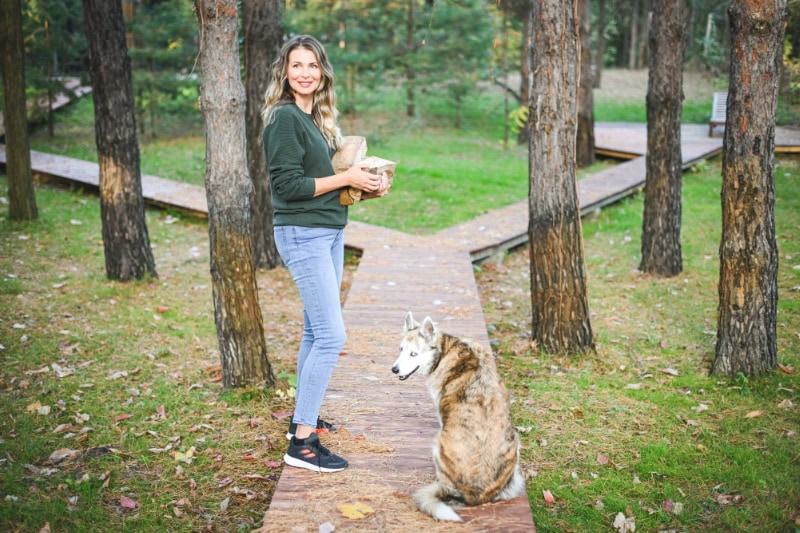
[{"x1": 391, "y1": 311, "x2": 524, "y2": 522}]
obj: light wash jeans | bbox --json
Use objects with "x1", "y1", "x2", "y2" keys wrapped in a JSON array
[{"x1": 274, "y1": 225, "x2": 346, "y2": 429}]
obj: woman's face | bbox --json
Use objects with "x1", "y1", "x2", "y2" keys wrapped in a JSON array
[{"x1": 287, "y1": 47, "x2": 321, "y2": 104}]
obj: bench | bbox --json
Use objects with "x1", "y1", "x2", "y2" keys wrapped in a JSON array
[{"x1": 708, "y1": 91, "x2": 728, "y2": 137}]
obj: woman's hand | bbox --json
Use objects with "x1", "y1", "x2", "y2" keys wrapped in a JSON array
[
  {"x1": 345, "y1": 165, "x2": 382, "y2": 193},
  {"x1": 359, "y1": 171, "x2": 392, "y2": 200}
]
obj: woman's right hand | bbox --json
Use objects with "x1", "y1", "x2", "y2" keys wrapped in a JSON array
[{"x1": 345, "y1": 165, "x2": 382, "y2": 192}]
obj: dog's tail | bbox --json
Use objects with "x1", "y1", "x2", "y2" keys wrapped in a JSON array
[{"x1": 413, "y1": 482, "x2": 463, "y2": 522}]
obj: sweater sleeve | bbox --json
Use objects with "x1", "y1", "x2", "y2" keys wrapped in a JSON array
[{"x1": 262, "y1": 108, "x2": 318, "y2": 201}]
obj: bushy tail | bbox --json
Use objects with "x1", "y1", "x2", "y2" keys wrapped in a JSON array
[{"x1": 413, "y1": 483, "x2": 463, "y2": 522}]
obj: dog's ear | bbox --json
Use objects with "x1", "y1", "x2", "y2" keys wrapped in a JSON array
[
  {"x1": 421, "y1": 316, "x2": 437, "y2": 343},
  {"x1": 403, "y1": 311, "x2": 418, "y2": 333}
]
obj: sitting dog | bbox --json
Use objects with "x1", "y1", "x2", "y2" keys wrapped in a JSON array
[{"x1": 391, "y1": 311, "x2": 525, "y2": 522}]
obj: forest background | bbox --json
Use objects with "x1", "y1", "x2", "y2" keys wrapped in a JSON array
[{"x1": 1, "y1": 0, "x2": 800, "y2": 532}]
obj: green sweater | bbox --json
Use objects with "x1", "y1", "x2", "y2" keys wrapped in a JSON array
[{"x1": 262, "y1": 103, "x2": 347, "y2": 228}]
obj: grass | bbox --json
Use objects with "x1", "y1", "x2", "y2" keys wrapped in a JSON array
[
  {"x1": 4, "y1": 74, "x2": 799, "y2": 531},
  {"x1": 476, "y1": 158, "x2": 800, "y2": 532}
]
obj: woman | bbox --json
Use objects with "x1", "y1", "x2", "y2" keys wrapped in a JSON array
[{"x1": 262, "y1": 35, "x2": 385, "y2": 473}]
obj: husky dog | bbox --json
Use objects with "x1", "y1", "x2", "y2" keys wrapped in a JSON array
[{"x1": 391, "y1": 311, "x2": 525, "y2": 522}]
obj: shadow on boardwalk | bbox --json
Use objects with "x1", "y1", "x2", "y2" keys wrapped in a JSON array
[{"x1": 2, "y1": 123, "x2": 799, "y2": 531}]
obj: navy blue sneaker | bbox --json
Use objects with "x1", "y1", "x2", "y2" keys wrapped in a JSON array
[{"x1": 283, "y1": 433, "x2": 348, "y2": 473}]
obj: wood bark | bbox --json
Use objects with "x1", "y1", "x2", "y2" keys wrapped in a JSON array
[
  {"x1": 594, "y1": 0, "x2": 605, "y2": 88},
  {"x1": 517, "y1": 5, "x2": 532, "y2": 144},
  {"x1": 195, "y1": 0, "x2": 275, "y2": 389},
  {"x1": 0, "y1": 0, "x2": 37, "y2": 220},
  {"x1": 576, "y1": 0, "x2": 595, "y2": 168},
  {"x1": 243, "y1": 0, "x2": 282, "y2": 270},
  {"x1": 83, "y1": 0, "x2": 156, "y2": 281},
  {"x1": 640, "y1": 0, "x2": 686, "y2": 277},
  {"x1": 528, "y1": 0, "x2": 594, "y2": 354},
  {"x1": 712, "y1": 0, "x2": 784, "y2": 378}
]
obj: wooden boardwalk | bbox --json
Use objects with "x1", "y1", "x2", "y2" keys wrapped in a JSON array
[{"x1": 3, "y1": 122, "x2": 800, "y2": 532}]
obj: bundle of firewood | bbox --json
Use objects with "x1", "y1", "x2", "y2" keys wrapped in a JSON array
[{"x1": 332, "y1": 136, "x2": 396, "y2": 206}]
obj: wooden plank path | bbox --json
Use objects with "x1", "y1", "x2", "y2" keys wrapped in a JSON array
[{"x1": 3, "y1": 122, "x2": 800, "y2": 532}]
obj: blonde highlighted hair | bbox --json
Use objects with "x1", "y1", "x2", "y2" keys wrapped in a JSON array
[{"x1": 261, "y1": 35, "x2": 342, "y2": 150}]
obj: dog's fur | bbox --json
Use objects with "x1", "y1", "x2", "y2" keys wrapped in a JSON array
[{"x1": 392, "y1": 312, "x2": 524, "y2": 522}]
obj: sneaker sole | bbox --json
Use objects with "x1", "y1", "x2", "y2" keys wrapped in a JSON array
[{"x1": 283, "y1": 453, "x2": 348, "y2": 473}]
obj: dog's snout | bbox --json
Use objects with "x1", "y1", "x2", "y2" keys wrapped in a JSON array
[{"x1": 391, "y1": 365, "x2": 399, "y2": 374}]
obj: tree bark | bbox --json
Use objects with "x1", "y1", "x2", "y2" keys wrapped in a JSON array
[
  {"x1": 0, "y1": 0, "x2": 37, "y2": 221},
  {"x1": 640, "y1": 0, "x2": 686, "y2": 277},
  {"x1": 195, "y1": 0, "x2": 275, "y2": 389},
  {"x1": 405, "y1": 0, "x2": 416, "y2": 118},
  {"x1": 517, "y1": 5, "x2": 532, "y2": 144},
  {"x1": 576, "y1": 0, "x2": 595, "y2": 168},
  {"x1": 528, "y1": 0, "x2": 594, "y2": 354},
  {"x1": 243, "y1": 0, "x2": 282, "y2": 270},
  {"x1": 83, "y1": 0, "x2": 156, "y2": 281},
  {"x1": 712, "y1": 0, "x2": 784, "y2": 378},
  {"x1": 594, "y1": 0, "x2": 605, "y2": 88}
]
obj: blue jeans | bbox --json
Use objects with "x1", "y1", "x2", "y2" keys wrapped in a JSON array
[{"x1": 274, "y1": 225, "x2": 346, "y2": 429}]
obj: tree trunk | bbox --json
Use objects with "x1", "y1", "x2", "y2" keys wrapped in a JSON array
[
  {"x1": 640, "y1": 0, "x2": 686, "y2": 277},
  {"x1": 576, "y1": 0, "x2": 595, "y2": 168},
  {"x1": 83, "y1": 0, "x2": 156, "y2": 281},
  {"x1": 628, "y1": 0, "x2": 640, "y2": 69},
  {"x1": 243, "y1": 0, "x2": 282, "y2": 270},
  {"x1": 405, "y1": 0, "x2": 415, "y2": 118},
  {"x1": 0, "y1": 0, "x2": 37, "y2": 221},
  {"x1": 594, "y1": 0, "x2": 605, "y2": 88},
  {"x1": 194, "y1": 0, "x2": 275, "y2": 389},
  {"x1": 528, "y1": 0, "x2": 594, "y2": 354},
  {"x1": 517, "y1": 5, "x2": 532, "y2": 145},
  {"x1": 712, "y1": 0, "x2": 784, "y2": 378}
]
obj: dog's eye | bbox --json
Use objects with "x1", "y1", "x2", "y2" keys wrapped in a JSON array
[{"x1": 410, "y1": 351, "x2": 418, "y2": 358}]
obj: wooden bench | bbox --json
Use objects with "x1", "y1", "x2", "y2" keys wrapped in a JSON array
[{"x1": 708, "y1": 91, "x2": 728, "y2": 137}]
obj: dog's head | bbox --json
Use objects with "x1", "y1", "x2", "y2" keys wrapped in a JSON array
[{"x1": 391, "y1": 311, "x2": 440, "y2": 381}]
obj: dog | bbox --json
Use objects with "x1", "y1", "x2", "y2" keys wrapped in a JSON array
[{"x1": 391, "y1": 311, "x2": 525, "y2": 522}]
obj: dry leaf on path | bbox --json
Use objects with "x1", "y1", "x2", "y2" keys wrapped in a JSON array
[{"x1": 337, "y1": 501, "x2": 375, "y2": 519}]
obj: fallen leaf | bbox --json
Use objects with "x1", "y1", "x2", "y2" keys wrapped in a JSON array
[
  {"x1": 659, "y1": 368, "x2": 679, "y2": 376},
  {"x1": 337, "y1": 502, "x2": 375, "y2": 519},
  {"x1": 778, "y1": 363, "x2": 794, "y2": 374},
  {"x1": 744, "y1": 410, "x2": 764, "y2": 419},
  {"x1": 119, "y1": 495, "x2": 138, "y2": 511},
  {"x1": 47, "y1": 448, "x2": 80, "y2": 464},
  {"x1": 39, "y1": 522, "x2": 51, "y2": 533},
  {"x1": 596, "y1": 452, "x2": 611, "y2": 466},
  {"x1": 542, "y1": 489, "x2": 555, "y2": 504},
  {"x1": 115, "y1": 413, "x2": 133, "y2": 422},
  {"x1": 612, "y1": 512, "x2": 636, "y2": 532},
  {"x1": 219, "y1": 496, "x2": 230, "y2": 512},
  {"x1": 264, "y1": 460, "x2": 282, "y2": 469}
]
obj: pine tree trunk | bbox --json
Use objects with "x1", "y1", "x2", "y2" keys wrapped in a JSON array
[
  {"x1": 195, "y1": 0, "x2": 275, "y2": 389},
  {"x1": 0, "y1": 0, "x2": 37, "y2": 221},
  {"x1": 712, "y1": 0, "x2": 784, "y2": 377},
  {"x1": 83, "y1": 0, "x2": 156, "y2": 281},
  {"x1": 594, "y1": 0, "x2": 605, "y2": 88},
  {"x1": 517, "y1": 5, "x2": 532, "y2": 145},
  {"x1": 243, "y1": 0, "x2": 282, "y2": 270},
  {"x1": 640, "y1": 0, "x2": 686, "y2": 277},
  {"x1": 528, "y1": 0, "x2": 594, "y2": 354},
  {"x1": 576, "y1": 0, "x2": 595, "y2": 168}
]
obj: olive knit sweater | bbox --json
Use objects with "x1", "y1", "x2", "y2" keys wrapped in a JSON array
[{"x1": 262, "y1": 103, "x2": 347, "y2": 228}]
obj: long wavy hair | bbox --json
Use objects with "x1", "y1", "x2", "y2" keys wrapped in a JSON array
[{"x1": 262, "y1": 35, "x2": 342, "y2": 150}]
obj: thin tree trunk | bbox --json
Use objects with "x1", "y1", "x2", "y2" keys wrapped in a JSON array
[
  {"x1": 640, "y1": 0, "x2": 686, "y2": 276},
  {"x1": 629, "y1": 0, "x2": 640, "y2": 69},
  {"x1": 243, "y1": 0, "x2": 282, "y2": 270},
  {"x1": 712, "y1": 0, "x2": 784, "y2": 378},
  {"x1": 195, "y1": 0, "x2": 275, "y2": 389},
  {"x1": 528, "y1": 0, "x2": 594, "y2": 354},
  {"x1": 405, "y1": 0, "x2": 415, "y2": 118},
  {"x1": 594, "y1": 0, "x2": 605, "y2": 88},
  {"x1": 517, "y1": 5, "x2": 532, "y2": 145},
  {"x1": 83, "y1": 0, "x2": 156, "y2": 281},
  {"x1": 576, "y1": 0, "x2": 595, "y2": 168},
  {"x1": 0, "y1": 0, "x2": 37, "y2": 221}
]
